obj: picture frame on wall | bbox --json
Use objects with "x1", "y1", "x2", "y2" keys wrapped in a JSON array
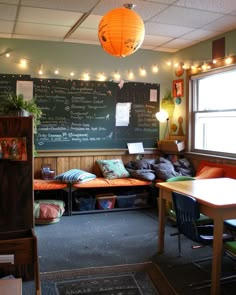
[
  {"x1": 173, "y1": 79, "x2": 184, "y2": 98},
  {"x1": 0, "y1": 137, "x2": 27, "y2": 161}
]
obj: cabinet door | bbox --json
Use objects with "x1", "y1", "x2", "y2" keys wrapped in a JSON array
[{"x1": 0, "y1": 116, "x2": 33, "y2": 231}]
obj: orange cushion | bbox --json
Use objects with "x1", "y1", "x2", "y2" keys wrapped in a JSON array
[
  {"x1": 196, "y1": 161, "x2": 236, "y2": 179},
  {"x1": 195, "y1": 166, "x2": 225, "y2": 179},
  {"x1": 73, "y1": 177, "x2": 151, "y2": 188},
  {"x1": 34, "y1": 179, "x2": 67, "y2": 190}
]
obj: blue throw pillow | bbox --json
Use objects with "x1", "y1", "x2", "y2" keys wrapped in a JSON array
[{"x1": 55, "y1": 169, "x2": 96, "y2": 184}]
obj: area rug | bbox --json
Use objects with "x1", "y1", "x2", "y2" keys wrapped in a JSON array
[{"x1": 40, "y1": 262, "x2": 176, "y2": 295}]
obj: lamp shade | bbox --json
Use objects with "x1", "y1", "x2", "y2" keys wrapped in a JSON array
[
  {"x1": 98, "y1": 7, "x2": 145, "y2": 57},
  {"x1": 155, "y1": 110, "x2": 169, "y2": 122}
]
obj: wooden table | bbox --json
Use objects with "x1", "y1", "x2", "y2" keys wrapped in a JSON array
[{"x1": 156, "y1": 178, "x2": 236, "y2": 295}]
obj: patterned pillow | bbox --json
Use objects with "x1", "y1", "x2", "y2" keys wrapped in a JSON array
[
  {"x1": 96, "y1": 159, "x2": 130, "y2": 179},
  {"x1": 55, "y1": 169, "x2": 96, "y2": 183}
]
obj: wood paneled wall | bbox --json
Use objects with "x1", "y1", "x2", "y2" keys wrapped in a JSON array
[
  {"x1": 34, "y1": 149, "x2": 159, "y2": 178},
  {"x1": 34, "y1": 149, "x2": 236, "y2": 179}
]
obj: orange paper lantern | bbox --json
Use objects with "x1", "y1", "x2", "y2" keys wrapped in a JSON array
[{"x1": 98, "y1": 6, "x2": 145, "y2": 58}]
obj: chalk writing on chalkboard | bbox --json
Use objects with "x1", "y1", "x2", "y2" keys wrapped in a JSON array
[
  {"x1": 0, "y1": 75, "x2": 160, "y2": 150},
  {"x1": 33, "y1": 79, "x2": 117, "y2": 149}
]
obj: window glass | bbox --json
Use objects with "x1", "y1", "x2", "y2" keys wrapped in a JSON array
[
  {"x1": 198, "y1": 71, "x2": 236, "y2": 111},
  {"x1": 191, "y1": 67, "x2": 236, "y2": 157}
]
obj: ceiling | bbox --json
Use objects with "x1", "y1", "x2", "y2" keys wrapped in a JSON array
[{"x1": 1, "y1": 0, "x2": 236, "y2": 53}]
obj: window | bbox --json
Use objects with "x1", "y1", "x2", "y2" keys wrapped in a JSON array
[{"x1": 190, "y1": 66, "x2": 236, "y2": 157}]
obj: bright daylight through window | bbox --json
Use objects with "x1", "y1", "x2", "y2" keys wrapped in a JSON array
[{"x1": 191, "y1": 67, "x2": 236, "y2": 156}]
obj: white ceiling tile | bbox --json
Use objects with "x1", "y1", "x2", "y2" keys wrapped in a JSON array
[
  {"x1": 0, "y1": 20, "x2": 15, "y2": 33},
  {"x1": 68, "y1": 28, "x2": 99, "y2": 43},
  {"x1": 145, "y1": 0, "x2": 176, "y2": 4},
  {"x1": 1, "y1": 0, "x2": 20, "y2": 4},
  {"x1": 0, "y1": 0, "x2": 236, "y2": 53},
  {"x1": 93, "y1": 0, "x2": 168, "y2": 21},
  {"x1": 64, "y1": 38, "x2": 100, "y2": 46},
  {"x1": 80, "y1": 15, "x2": 102, "y2": 29},
  {"x1": 145, "y1": 22, "x2": 194, "y2": 37},
  {"x1": 143, "y1": 34, "x2": 173, "y2": 47},
  {"x1": 0, "y1": 3, "x2": 18, "y2": 20},
  {"x1": 181, "y1": 29, "x2": 221, "y2": 41},
  {"x1": 18, "y1": 7, "x2": 82, "y2": 26},
  {"x1": 1, "y1": 0, "x2": 19, "y2": 5},
  {"x1": 203, "y1": 15, "x2": 236, "y2": 32},
  {"x1": 163, "y1": 38, "x2": 198, "y2": 49},
  {"x1": 140, "y1": 44, "x2": 157, "y2": 50},
  {"x1": 176, "y1": 0, "x2": 236, "y2": 14},
  {"x1": 0, "y1": 33, "x2": 12, "y2": 38},
  {"x1": 150, "y1": 6, "x2": 223, "y2": 28},
  {"x1": 153, "y1": 47, "x2": 179, "y2": 52},
  {"x1": 15, "y1": 22, "x2": 70, "y2": 38},
  {"x1": 12, "y1": 34, "x2": 64, "y2": 42},
  {"x1": 21, "y1": 0, "x2": 100, "y2": 13}
]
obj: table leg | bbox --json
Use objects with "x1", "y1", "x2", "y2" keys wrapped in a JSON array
[
  {"x1": 158, "y1": 189, "x2": 167, "y2": 253},
  {"x1": 211, "y1": 216, "x2": 224, "y2": 295}
]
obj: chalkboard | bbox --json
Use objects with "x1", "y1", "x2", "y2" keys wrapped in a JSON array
[{"x1": 0, "y1": 75, "x2": 160, "y2": 150}]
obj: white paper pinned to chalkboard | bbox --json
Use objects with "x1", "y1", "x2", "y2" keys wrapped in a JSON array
[{"x1": 127, "y1": 142, "x2": 144, "y2": 154}]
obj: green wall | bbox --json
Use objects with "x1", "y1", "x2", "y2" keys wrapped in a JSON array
[
  {"x1": 1, "y1": 29, "x2": 236, "y2": 141},
  {"x1": 170, "y1": 29, "x2": 236, "y2": 139},
  {"x1": 0, "y1": 37, "x2": 172, "y2": 91}
]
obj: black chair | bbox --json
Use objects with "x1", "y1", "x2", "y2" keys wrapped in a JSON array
[
  {"x1": 172, "y1": 191, "x2": 232, "y2": 257},
  {"x1": 225, "y1": 219, "x2": 236, "y2": 236}
]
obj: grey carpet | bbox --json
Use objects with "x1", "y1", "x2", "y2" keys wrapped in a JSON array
[{"x1": 22, "y1": 209, "x2": 236, "y2": 295}]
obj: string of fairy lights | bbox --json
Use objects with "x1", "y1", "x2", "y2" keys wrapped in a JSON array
[
  {"x1": 2, "y1": 51, "x2": 161, "y2": 81},
  {"x1": 2, "y1": 51, "x2": 236, "y2": 81}
]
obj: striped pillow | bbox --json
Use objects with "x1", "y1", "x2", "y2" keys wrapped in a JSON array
[{"x1": 55, "y1": 169, "x2": 96, "y2": 184}]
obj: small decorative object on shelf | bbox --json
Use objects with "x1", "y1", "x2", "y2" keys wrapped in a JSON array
[{"x1": 41, "y1": 164, "x2": 55, "y2": 180}]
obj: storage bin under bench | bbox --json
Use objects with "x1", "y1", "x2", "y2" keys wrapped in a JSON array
[
  {"x1": 34, "y1": 178, "x2": 153, "y2": 215},
  {"x1": 71, "y1": 178, "x2": 153, "y2": 215}
]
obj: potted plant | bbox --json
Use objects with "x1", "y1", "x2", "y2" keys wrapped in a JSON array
[{"x1": 4, "y1": 94, "x2": 42, "y2": 134}]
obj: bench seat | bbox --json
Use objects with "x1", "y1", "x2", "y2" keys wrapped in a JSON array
[
  {"x1": 34, "y1": 179, "x2": 67, "y2": 190},
  {"x1": 72, "y1": 177, "x2": 152, "y2": 189}
]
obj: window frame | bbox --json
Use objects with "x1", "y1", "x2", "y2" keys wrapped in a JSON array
[{"x1": 189, "y1": 65, "x2": 236, "y2": 158}]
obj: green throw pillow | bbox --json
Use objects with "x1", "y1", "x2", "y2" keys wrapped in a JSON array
[
  {"x1": 167, "y1": 176, "x2": 195, "y2": 182},
  {"x1": 96, "y1": 159, "x2": 130, "y2": 179}
]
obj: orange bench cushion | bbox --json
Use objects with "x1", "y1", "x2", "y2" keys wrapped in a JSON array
[
  {"x1": 196, "y1": 161, "x2": 236, "y2": 179},
  {"x1": 73, "y1": 177, "x2": 152, "y2": 189},
  {"x1": 34, "y1": 179, "x2": 67, "y2": 190}
]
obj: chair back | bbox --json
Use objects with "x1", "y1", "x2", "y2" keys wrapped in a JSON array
[{"x1": 172, "y1": 192, "x2": 201, "y2": 242}]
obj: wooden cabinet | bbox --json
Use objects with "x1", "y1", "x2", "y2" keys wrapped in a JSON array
[{"x1": 0, "y1": 116, "x2": 40, "y2": 294}]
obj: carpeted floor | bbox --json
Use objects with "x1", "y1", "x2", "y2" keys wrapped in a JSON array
[
  {"x1": 39, "y1": 262, "x2": 176, "y2": 295},
  {"x1": 22, "y1": 208, "x2": 236, "y2": 295}
]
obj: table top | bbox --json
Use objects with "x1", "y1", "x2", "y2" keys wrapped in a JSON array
[{"x1": 156, "y1": 178, "x2": 236, "y2": 208}]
